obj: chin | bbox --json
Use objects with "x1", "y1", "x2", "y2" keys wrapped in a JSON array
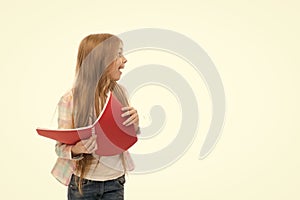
[{"x1": 113, "y1": 76, "x2": 121, "y2": 81}]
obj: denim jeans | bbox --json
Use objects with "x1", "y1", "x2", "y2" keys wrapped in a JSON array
[{"x1": 68, "y1": 174, "x2": 125, "y2": 200}]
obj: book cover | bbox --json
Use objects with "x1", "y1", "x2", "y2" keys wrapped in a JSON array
[{"x1": 36, "y1": 91, "x2": 137, "y2": 156}]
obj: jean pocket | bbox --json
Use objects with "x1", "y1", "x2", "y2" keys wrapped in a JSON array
[
  {"x1": 69, "y1": 175, "x2": 90, "y2": 190},
  {"x1": 117, "y1": 175, "x2": 126, "y2": 186}
]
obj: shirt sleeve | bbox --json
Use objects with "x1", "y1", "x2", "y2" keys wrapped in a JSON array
[{"x1": 55, "y1": 91, "x2": 83, "y2": 160}]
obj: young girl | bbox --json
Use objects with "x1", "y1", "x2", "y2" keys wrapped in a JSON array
[{"x1": 51, "y1": 34, "x2": 139, "y2": 200}]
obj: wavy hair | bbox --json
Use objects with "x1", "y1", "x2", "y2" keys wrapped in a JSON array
[{"x1": 72, "y1": 33, "x2": 129, "y2": 194}]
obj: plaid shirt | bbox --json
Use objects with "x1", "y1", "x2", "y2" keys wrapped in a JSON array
[{"x1": 51, "y1": 90, "x2": 135, "y2": 186}]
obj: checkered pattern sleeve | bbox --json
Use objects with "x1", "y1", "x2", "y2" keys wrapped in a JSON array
[{"x1": 55, "y1": 90, "x2": 82, "y2": 160}]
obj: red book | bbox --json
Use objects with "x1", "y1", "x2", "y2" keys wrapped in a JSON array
[{"x1": 36, "y1": 91, "x2": 138, "y2": 156}]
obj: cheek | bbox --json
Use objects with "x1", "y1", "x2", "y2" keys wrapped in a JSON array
[
  {"x1": 113, "y1": 64, "x2": 119, "y2": 71},
  {"x1": 109, "y1": 62, "x2": 118, "y2": 71},
  {"x1": 116, "y1": 58, "x2": 122, "y2": 66}
]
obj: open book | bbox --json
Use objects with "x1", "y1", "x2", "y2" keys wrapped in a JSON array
[{"x1": 36, "y1": 91, "x2": 138, "y2": 156}]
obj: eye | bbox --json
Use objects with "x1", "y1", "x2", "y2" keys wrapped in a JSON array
[{"x1": 118, "y1": 52, "x2": 123, "y2": 57}]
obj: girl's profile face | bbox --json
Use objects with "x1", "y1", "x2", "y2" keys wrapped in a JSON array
[{"x1": 108, "y1": 43, "x2": 127, "y2": 81}]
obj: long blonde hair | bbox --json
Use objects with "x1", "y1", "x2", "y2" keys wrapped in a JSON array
[{"x1": 72, "y1": 33, "x2": 129, "y2": 194}]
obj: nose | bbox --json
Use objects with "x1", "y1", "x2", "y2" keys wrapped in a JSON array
[{"x1": 122, "y1": 56, "x2": 127, "y2": 64}]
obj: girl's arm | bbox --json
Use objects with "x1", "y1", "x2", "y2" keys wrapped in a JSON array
[
  {"x1": 55, "y1": 91, "x2": 97, "y2": 160},
  {"x1": 55, "y1": 92, "x2": 83, "y2": 160}
]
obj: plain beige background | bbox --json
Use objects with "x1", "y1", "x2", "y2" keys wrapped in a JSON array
[{"x1": 1, "y1": 0, "x2": 299, "y2": 199}]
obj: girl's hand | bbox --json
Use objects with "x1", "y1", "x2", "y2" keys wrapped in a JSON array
[
  {"x1": 71, "y1": 135, "x2": 97, "y2": 156},
  {"x1": 121, "y1": 106, "x2": 139, "y2": 131}
]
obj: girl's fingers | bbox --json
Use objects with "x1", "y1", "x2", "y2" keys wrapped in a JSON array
[
  {"x1": 126, "y1": 117, "x2": 139, "y2": 126},
  {"x1": 121, "y1": 107, "x2": 139, "y2": 125},
  {"x1": 122, "y1": 113, "x2": 138, "y2": 126},
  {"x1": 82, "y1": 136, "x2": 92, "y2": 147},
  {"x1": 87, "y1": 139, "x2": 97, "y2": 153},
  {"x1": 121, "y1": 110, "x2": 131, "y2": 117},
  {"x1": 82, "y1": 135, "x2": 97, "y2": 152},
  {"x1": 121, "y1": 107, "x2": 137, "y2": 117},
  {"x1": 91, "y1": 143, "x2": 98, "y2": 153},
  {"x1": 121, "y1": 106, "x2": 133, "y2": 111},
  {"x1": 122, "y1": 113, "x2": 135, "y2": 125}
]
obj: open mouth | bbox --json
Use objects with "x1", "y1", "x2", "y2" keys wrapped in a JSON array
[{"x1": 118, "y1": 66, "x2": 124, "y2": 72}]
